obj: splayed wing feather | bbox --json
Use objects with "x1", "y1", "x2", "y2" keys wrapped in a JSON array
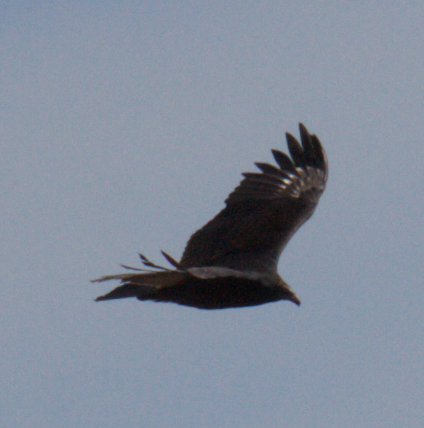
[
  {"x1": 286, "y1": 133, "x2": 304, "y2": 166},
  {"x1": 254, "y1": 162, "x2": 288, "y2": 178},
  {"x1": 271, "y1": 149, "x2": 295, "y2": 171}
]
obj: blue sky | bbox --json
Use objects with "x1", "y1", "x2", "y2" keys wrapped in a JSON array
[{"x1": 1, "y1": 2, "x2": 424, "y2": 427}]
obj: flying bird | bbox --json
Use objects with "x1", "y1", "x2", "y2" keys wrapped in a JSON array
[{"x1": 93, "y1": 123, "x2": 328, "y2": 309}]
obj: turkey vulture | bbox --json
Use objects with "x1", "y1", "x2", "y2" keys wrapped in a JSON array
[{"x1": 93, "y1": 123, "x2": 328, "y2": 309}]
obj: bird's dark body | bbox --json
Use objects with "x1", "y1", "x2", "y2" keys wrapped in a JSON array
[
  {"x1": 146, "y1": 275, "x2": 287, "y2": 309},
  {"x1": 93, "y1": 123, "x2": 328, "y2": 309}
]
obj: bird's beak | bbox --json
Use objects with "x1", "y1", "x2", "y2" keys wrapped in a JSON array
[{"x1": 289, "y1": 294, "x2": 301, "y2": 306}]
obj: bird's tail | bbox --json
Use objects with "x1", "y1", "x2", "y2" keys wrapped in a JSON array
[
  {"x1": 92, "y1": 270, "x2": 187, "y2": 301},
  {"x1": 92, "y1": 252, "x2": 187, "y2": 301}
]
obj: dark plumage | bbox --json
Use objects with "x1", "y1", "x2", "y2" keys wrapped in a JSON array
[{"x1": 93, "y1": 123, "x2": 328, "y2": 309}]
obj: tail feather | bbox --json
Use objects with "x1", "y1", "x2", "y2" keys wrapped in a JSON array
[
  {"x1": 95, "y1": 284, "x2": 152, "y2": 301},
  {"x1": 92, "y1": 270, "x2": 187, "y2": 302}
]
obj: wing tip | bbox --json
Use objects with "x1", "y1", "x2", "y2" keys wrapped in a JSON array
[{"x1": 292, "y1": 123, "x2": 328, "y2": 176}]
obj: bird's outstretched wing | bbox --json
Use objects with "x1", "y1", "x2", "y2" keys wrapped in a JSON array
[{"x1": 179, "y1": 123, "x2": 328, "y2": 273}]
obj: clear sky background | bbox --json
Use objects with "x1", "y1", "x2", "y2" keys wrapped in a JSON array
[{"x1": 1, "y1": 2, "x2": 423, "y2": 427}]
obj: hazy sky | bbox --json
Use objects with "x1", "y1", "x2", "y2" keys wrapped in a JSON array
[{"x1": 2, "y1": 2, "x2": 424, "y2": 427}]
